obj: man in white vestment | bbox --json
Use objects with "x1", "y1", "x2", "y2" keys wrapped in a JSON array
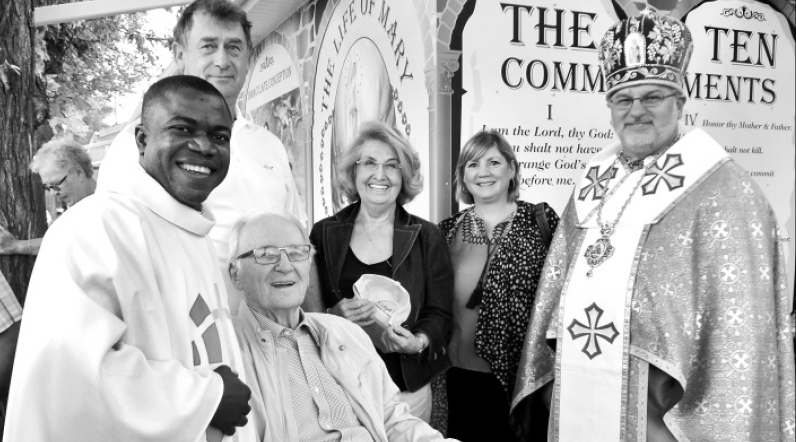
[
  {"x1": 227, "y1": 212, "x2": 457, "y2": 442},
  {"x1": 97, "y1": 0, "x2": 307, "y2": 315},
  {"x1": 3, "y1": 76, "x2": 254, "y2": 442},
  {"x1": 510, "y1": 11, "x2": 795, "y2": 442}
]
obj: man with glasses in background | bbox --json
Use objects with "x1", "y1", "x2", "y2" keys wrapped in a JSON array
[
  {"x1": 511, "y1": 11, "x2": 794, "y2": 441},
  {"x1": 0, "y1": 139, "x2": 96, "y2": 256},
  {"x1": 0, "y1": 141, "x2": 96, "y2": 436},
  {"x1": 228, "y1": 212, "x2": 455, "y2": 442}
]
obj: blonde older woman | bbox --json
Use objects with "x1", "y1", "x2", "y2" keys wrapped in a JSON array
[
  {"x1": 438, "y1": 130, "x2": 559, "y2": 441},
  {"x1": 307, "y1": 121, "x2": 453, "y2": 427}
]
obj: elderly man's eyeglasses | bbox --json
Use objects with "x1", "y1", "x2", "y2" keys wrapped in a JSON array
[
  {"x1": 608, "y1": 93, "x2": 678, "y2": 110},
  {"x1": 236, "y1": 245, "x2": 311, "y2": 265},
  {"x1": 356, "y1": 159, "x2": 402, "y2": 173},
  {"x1": 42, "y1": 172, "x2": 69, "y2": 192}
]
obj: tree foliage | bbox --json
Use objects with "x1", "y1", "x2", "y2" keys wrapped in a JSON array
[{"x1": 36, "y1": 7, "x2": 175, "y2": 142}]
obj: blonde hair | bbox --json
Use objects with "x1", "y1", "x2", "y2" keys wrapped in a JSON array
[
  {"x1": 335, "y1": 120, "x2": 423, "y2": 205},
  {"x1": 455, "y1": 131, "x2": 520, "y2": 204}
]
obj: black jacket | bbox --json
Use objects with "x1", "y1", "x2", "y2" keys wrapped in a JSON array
[{"x1": 309, "y1": 202, "x2": 453, "y2": 391}]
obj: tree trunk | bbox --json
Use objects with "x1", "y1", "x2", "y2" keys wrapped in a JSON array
[{"x1": 0, "y1": 0, "x2": 48, "y2": 304}]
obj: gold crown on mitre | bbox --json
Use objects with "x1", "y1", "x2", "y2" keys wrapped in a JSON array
[{"x1": 598, "y1": 10, "x2": 693, "y2": 97}]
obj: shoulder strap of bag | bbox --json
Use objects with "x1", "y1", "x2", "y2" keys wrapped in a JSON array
[{"x1": 534, "y1": 203, "x2": 553, "y2": 248}]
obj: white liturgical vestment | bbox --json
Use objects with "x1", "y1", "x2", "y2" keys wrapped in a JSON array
[
  {"x1": 4, "y1": 164, "x2": 254, "y2": 442},
  {"x1": 511, "y1": 129, "x2": 795, "y2": 442}
]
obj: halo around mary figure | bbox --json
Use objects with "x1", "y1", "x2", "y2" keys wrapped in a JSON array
[
  {"x1": 306, "y1": 120, "x2": 453, "y2": 430},
  {"x1": 437, "y1": 130, "x2": 559, "y2": 442}
]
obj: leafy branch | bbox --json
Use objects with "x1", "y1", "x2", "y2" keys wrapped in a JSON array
[{"x1": 36, "y1": 6, "x2": 176, "y2": 141}]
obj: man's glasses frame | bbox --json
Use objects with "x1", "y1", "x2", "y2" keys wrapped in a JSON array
[
  {"x1": 608, "y1": 93, "x2": 679, "y2": 110},
  {"x1": 42, "y1": 171, "x2": 70, "y2": 192},
  {"x1": 235, "y1": 245, "x2": 311, "y2": 265}
]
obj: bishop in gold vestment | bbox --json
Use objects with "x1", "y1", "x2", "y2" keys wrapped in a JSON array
[{"x1": 510, "y1": 11, "x2": 795, "y2": 442}]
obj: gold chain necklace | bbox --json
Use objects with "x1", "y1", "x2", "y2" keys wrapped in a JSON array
[{"x1": 579, "y1": 136, "x2": 679, "y2": 277}]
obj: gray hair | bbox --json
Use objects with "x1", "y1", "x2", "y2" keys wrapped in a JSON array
[
  {"x1": 335, "y1": 120, "x2": 423, "y2": 205},
  {"x1": 30, "y1": 139, "x2": 93, "y2": 178},
  {"x1": 227, "y1": 212, "x2": 314, "y2": 267}
]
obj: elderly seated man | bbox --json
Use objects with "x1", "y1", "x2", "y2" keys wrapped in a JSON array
[{"x1": 227, "y1": 212, "x2": 456, "y2": 442}]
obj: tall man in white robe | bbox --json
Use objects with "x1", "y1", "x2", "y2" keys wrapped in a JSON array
[
  {"x1": 97, "y1": 0, "x2": 308, "y2": 315},
  {"x1": 4, "y1": 76, "x2": 254, "y2": 442},
  {"x1": 510, "y1": 11, "x2": 795, "y2": 442}
]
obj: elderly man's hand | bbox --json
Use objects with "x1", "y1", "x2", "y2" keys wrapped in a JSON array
[
  {"x1": 328, "y1": 298, "x2": 376, "y2": 327},
  {"x1": 211, "y1": 365, "x2": 252, "y2": 435}
]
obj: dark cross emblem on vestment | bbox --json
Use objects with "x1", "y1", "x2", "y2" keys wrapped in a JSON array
[
  {"x1": 641, "y1": 153, "x2": 685, "y2": 195},
  {"x1": 190, "y1": 294, "x2": 223, "y2": 366},
  {"x1": 578, "y1": 166, "x2": 617, "y2": 201},
  {"x1": 567, "y1": 303, "x2": 620, "y2": 359}
]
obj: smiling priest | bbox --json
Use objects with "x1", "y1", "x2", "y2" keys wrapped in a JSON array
[
  {"x1": 3, "y1": 76, "x2": 255, "y2": 442},
  {"x1": 510, "y1": 11, "x2": 794, "y2": 442}
]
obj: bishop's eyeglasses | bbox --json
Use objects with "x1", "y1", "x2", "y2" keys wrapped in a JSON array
[{"x1": 608, "y1": 93, "x2": 678, "y2": 110}]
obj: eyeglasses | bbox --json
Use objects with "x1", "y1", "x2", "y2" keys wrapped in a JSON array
[
  {"x1": 608, "y1": 93, "x2": 678, "y2": 110},
  {"x1": 235, "y1": 245, "x2": 311, "y2": 265},
  {"x1": 42, "y1": 172, "x2": 69, "y2": 192},
  {"x1": 356, "y1": 159, "x2": 402, "y2": 173}
]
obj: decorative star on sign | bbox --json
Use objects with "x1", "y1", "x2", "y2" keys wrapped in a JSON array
[
  {"x1": 642, "y1": 153, "x2": 685, "y2": 195},
  {"x1": 567, "y1": 303, "x2": 620, "y2": 359},
  {"x1": 578, "y1": 166, "x2": 617, "y2": 201}
]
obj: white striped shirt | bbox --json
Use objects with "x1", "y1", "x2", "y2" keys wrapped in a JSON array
[{"x1": 250, "y1": 308, "x2": 373, "y2": 442}]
